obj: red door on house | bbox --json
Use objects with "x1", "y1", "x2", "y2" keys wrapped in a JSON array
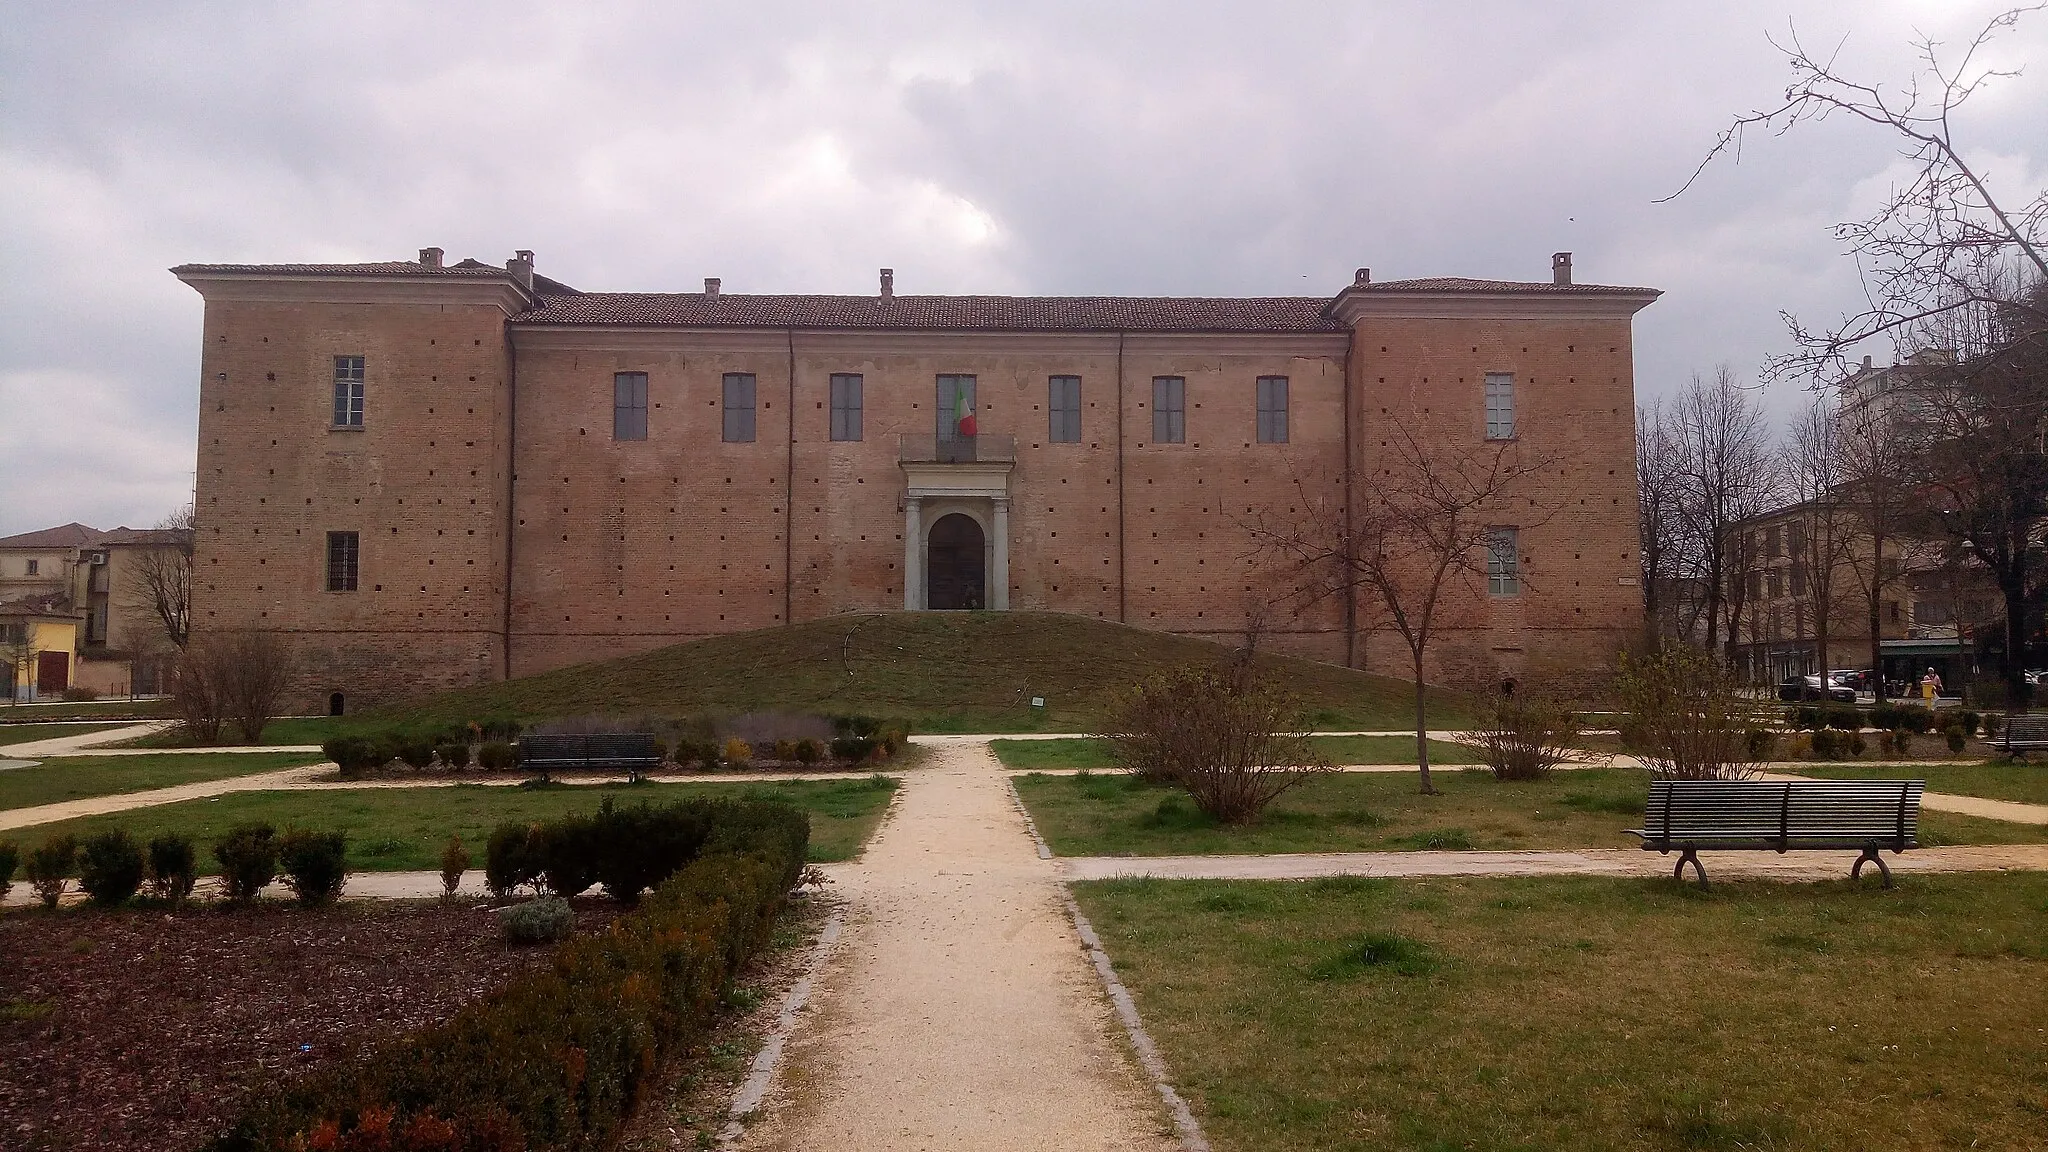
[{"x1": 36, "y1": 651, "x2": 69, "y2": 694}]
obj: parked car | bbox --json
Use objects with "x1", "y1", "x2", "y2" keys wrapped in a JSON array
[
  {"x1": 1828, "y1": 669, "x2": 1873, "y2": 693},
  {"x1": 1777, "y1": 675, "x2": 1857, "y2": 704}
]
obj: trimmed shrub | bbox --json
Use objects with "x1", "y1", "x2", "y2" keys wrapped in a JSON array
[
  {"x1": 24, "y1": 835, "x2": 76, "y2": 909},
  {"x1": 537, "y1": 813, "x2": 601, "y2": 898},
  {"x1": 440, "y1": 835, "x2": 470, "y2": 901},
  {"x1": 477, "y1": 741, "x2": 517, "y2": 771},
  {"x1": 1808, "y1": 729, "x2": 1843, "y2": 760},
  {"x1": 484, "y1": 822, "x2": 542, "y2": 897},
  {"x1": 1475, "y1": 691, "x2": 1580, "y2": 781},
  {"x1": 772, "y1": 739, "x2": 799, "y2": 762},
  {"x1": 1958, "y1": 711, "x2": 1982, "y2": 738},
  {"x1": 323, "y1": 736, "x2": 380, "y2": 778},
  {"x1": 1745, "y1": 728, "x2": 1778, "y2": 761},
  {"x1": 149, "y1": 833, "x2": 197, "y2": 904},
  {"x1": 477, "y1": 716, "x2": 523, "y2": 742},
  {"x1": 1898, "y1": 705, "x2": 1935, "y2": 734},
  {"x1": 793, "y1": 738, "x2": 822, "y2": 765},
  {"x1": 1985, "y1": 713, "x2": 2006, "y2": 740},
  {"x1": 1947, "y1": 727, "x2": 1968, "y2": 753},
  {"x1": 397, "y1": 741, "x2": 434, "y2": 771},
  {"x1": 208, "y1": 800, "x2": 808, "y2": 1151},
  {"x1": 1785, "y1": 705, "x2": 1821, "y2": 732},
  {"x1": 1849, "y1": 732, "x2": 1867, "y2": 756},
  {"x1": 77, "y1": 829, "x2": 146, "y2": 906},
  {"x1": 828, "y1": 734, "x2": 875, "y2": 762},
  {"x1": 0, "y1": 840, "x2": 17, "y2": 905},
  {"x1": 68, "y1": 687, "x2": 100, "y2": 702},
  {"x1": 721, "y1": 737, "x2": 754, "y2": 767},
  {"x1": 214, "y1": 823, "x2": 279, "y2": 904},
  {"x1": 1822, "y1": 705, "x2": 1864, "y2": 732},
  {"x1": 278, "y1": 828, "x2": 348, "y2": 905},
  {"x1": 436, "y1": 743, "x2": 471, "y2": 770},
  {"x1": 499, "y1": 897, "x2": 575, "y2": 945}
]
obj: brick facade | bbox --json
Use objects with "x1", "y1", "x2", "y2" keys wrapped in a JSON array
[{"x1": 174, "y1": 253, "x2": 1658, "y2": 711}]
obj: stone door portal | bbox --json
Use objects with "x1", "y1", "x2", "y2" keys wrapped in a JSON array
[{"x1": 926, "y1": 513, "x2": 987, "y2": 610}]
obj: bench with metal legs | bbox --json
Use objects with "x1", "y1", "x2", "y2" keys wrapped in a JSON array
[{"x1": 1627, "y1": 779, "x2": 1923, "y2": 890}]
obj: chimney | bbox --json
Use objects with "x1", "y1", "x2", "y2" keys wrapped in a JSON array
[
  {"x1": 506, "y1": 251, "x2": 534, "y2": 291},
  {"x1": 1354, "y1": 267, "x2": 1371, "y2": 286},
  {"x1": 1552, "y1": 252, "x2": 1572, "y2": 286},
  {"x1": 880, "y1": 267, "x2": 894, "y2": 300},
  {"x1": 418, "y1": 246, "x2": 444, "y2": 268},
  {"x1": 704, "y1": 277, "x2": 721, "y2": 299},
  {"x1": 1861, "y1": 355, "x2": 1873, "y2": 371}
]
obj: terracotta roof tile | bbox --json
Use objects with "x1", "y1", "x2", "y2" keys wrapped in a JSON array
[
  {"x1": 1359, "y1": 276, "x2": 1660, "y2": 294},
  {"x1": 514, "y1": 293, "x2": 1348, "y2": 333},
  {"x1": 0, "y1": 523, "x2": 103, "y2": 550}
]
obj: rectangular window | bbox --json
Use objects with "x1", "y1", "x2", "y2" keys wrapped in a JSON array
[
  {"x1": 1048, "y1": 375, "x2": 1081, "y2": 443},
  {"x1": 333, "y1": 356, "x2": 365, "y2": 427},
  {"x1": 1790, "y1": 564, "x2": 1807, "y2": 597},
  {"x1": 1256, "y1": 376, "x2": 1289, "y2": 443},
  {"x1": 325, "y1": 531, "x2": 359, "y2": 592},
  {"x1": 936, "y1": 374, "x2": 977, "y2": 440},
  {"x1": 1766, "y1": 570, "x2": 1782, "y2": 600},
  {"x1": 1152, "y1": 376, "x2": 1185, "y2": 444},
  {"x1": 25, "y1": 559, "x2": 37, "y2": 576},
  {"x1": 1748, "y1": 571, "x2": 1763, "y2": 601},
  {"x1": 1766, "y1": 526, "x2": 1782, "y2": 559},
  {"x1": 829, "y1": 374, "x2": 864, "y2": 441},
  {"x1": 1486, "y1": 527, "x2": 1520, "y2": 596},
  {"x1": 613, "y1": 372, "x2": 648, "y2": 441},
  {"x1": 1484, "y1": 373, "x2": 1515, "y2": 440},
  {"x1": 1886, "y1": 600, "x2": 1901, "y2": 624},
  {"x1": 722, "y1": 373, "x2": 756, "y2": 443}
]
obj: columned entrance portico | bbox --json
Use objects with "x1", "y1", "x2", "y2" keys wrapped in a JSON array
[{"x1": 900, "y1": 437, "x2": 1013, "y2": 611}]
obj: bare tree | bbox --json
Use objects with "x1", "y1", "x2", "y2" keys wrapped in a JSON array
[
  {"x1": 1911, "y1": 285, "x2": 2048, "y2": 706},
  {"x1": 1668, "y1": 5, "x2": 2048, "y2": 383},
  {"x1": 135, "y1": 505, "x2": 194, "y2": 650},
  {"x1": 1782, "y1": 393, "x2": 1858, "y2": 679},
  {"x1": 1672, "y1": 367, "x2": 1779, "y2": 660},
  {"x1": 1836, "y1": 385, "x2": 1921, "y2": 699},
  {"x1": 1249, "y1": 421, "x2": 1555, "y2": 794},
  {"x1": 2, "y1": 623, "x2": 44, "y2": 704},
  {"x1": 1636, "y1": 399, "x2": 1688, "y2": 648},
  {"x1": 174, "y1": 631, "x2": 297, "y2": 743}
]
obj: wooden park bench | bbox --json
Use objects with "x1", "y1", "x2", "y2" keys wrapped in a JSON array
[
  {"x1": 517, "y1": 732, "x2": 662, "y2": 782},
  {"x1": 1627, "y1": 778, "x2": 1923, "y2": 889},
  {"x1": 1994, "y1": 714, "x2": 2048, "y2": 760}
]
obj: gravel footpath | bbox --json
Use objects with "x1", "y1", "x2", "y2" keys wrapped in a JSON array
[{"x1": 734, "y1": 740, "x2": 1177, "y2": 1152}]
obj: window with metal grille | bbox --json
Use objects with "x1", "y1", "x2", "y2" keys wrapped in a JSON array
[
  {"x1": 613, "y1": 372, "x2": 648, "y2": 441},
  {"x1": 1484, "y1": 373, "x2": 1514, "y2": 440},
  {"x1": 325, "y1": 531, "x2": 359, "y2": 592},
  {"x1": 1048, "y1": 375, "x2": 1081, "y2": 443},
  {"x1": 723, "y1": 373, "x2": 756, "y2": 442},
  {"x1": 1256, "y1": 375, "x2": 1288, "y2": 443},
  {"x1": 830, "y1": 374, "x2": 864, "y2": 441},
  {"x1": 333, "y1": 356, "x2": 365, "y2": 427},
  {"x1": 1486, "y1": 527, "x2": 1520, "y2": 596},
  {"x1": 1152, "y1": 376, "x2": 1185, "y2": 444},
  {"x1": 25, "y1": 559, "x2": 37, "y2": 576}
]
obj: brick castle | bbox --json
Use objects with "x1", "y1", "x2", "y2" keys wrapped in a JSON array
[{"x1": 173, "y1": 249, "x2": 1658, "y2": 712}]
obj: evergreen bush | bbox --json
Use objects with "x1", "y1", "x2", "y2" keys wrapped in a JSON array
[
  {"x1": 439, "y1": 835, "x2": 470, "y2": 901},
  {"x1": 24, "y1": 835, "x2": 76, "y2": 909},
  {"x1": 477, "y1": 741, "x2": 517, "y2": 771},
  {"x1": 0, "y1": 839, "x2": 17, "y2": 906},
  {"x1": 149, "y1": 833, "x2": 197, "y2": 904},
  {"x1": 499, "y1": 897, "x2": 575, "y2": 945},
  {"x1": 214, "y1": 823, "x2": 279, "y2": 904},
  {"x1": 77, "y1": 829, "x2": 146, "y2": 906},
  {"x1": 278, "y1": 828, "x2": 348, "y2": 905}
]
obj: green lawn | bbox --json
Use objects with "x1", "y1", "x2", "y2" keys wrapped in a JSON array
[
  {"x1": 119, "y1": 715, "x2": 360, "y2": 748},
  {"x1": 0, "y1": 699, "x2": 174, "y2": 721},
  {"x1": 0, "y1": 722, "x2": 136, "y2": 750},
  {"x1": 1074, "y1": 873, "x2": 2048, "y2": 1151},
  {"x1": 0, "y1": 752, "x2": 326, "y2": 811},
  {"x1": 1790, "y1": 761, "x2": 2048, "y2": 806},
  {"x1": 362, "y1": 612, "x2": 1473, "y2": 735},
  {"x1": 7, "y1": 777, "x2": 899, "y2": 867},
  {"x1": 990, "y1": 736, "x2": 1481, "y2": 772},
  {"x1": 1013, "y1": 767, "x2": 2048, "y2": 856}
]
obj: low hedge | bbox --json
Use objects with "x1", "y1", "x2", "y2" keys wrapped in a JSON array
[{"x1": 209, "y1": 798, "x2": 807, "y2": 1151}]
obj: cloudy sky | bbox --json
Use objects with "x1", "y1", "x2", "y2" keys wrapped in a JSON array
[{"x1": 2, "y1": 1, "x2": 2043, "y2": 537}]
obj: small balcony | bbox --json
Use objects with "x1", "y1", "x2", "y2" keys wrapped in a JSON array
[{"x1": 898, "y1": 433, "x2": 1016, "y2": 464}]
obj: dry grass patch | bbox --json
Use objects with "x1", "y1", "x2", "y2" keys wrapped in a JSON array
[{"x1": 1074, "y1": 873, "x2": 2048, "y2": 1151}]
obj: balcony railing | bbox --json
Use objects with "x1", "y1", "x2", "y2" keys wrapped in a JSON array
[{"x1": 898, "y1": 433, "x2": 1016, "y2": 464}]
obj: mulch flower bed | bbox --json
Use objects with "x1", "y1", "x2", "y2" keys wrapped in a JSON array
[{"x1": 0, "y1": 899, "x2": 618, "y2": 1152}]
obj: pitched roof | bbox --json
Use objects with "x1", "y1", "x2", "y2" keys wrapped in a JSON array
[
  {"x1": 514, "y1": 293, "x2": 1349, "y2": 333},
  {"x1": 1356, "y1": 276, "x2": 1660, "y2": 295},
  {"x1": 170, "y1": 258, "x2": 582, "y2": 296},
  {"x1": 0, "y1": 523, "x2": 103, "y2": 550},
  {"x1": 0, "y1": 590, "x2": 78, "y2": 618},
  {"x1": 99, "y1": 527, "x2": 194, "y2": 548}
]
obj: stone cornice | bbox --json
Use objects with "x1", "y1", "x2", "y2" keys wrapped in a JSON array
[
  {"x1": 173, "y1": 271, "x2": 536, "y2": 315},
  {"x1": 511, "y1": 325, "x2": 1351, "y2": 358}
]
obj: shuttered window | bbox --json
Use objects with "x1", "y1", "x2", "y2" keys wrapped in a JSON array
[
  {"x1": 829, "y1": 374, "x2": 864, "y2": 441},
  {"x1": 1048, "y1": 375, "x2": 1081, "y2": 443},
  {"x1": 723, "y1": 373, "x2": 756, "y2": 443},
  {"x1": 1152, "y1": 376, "x2": 1185, "y2": 444},
  {"x1": 613, "y1": 372, "x2": 648, "y2": 441},
  {"x1": 1255, "y1": 376, "x2": 1288, "y2": 443}
]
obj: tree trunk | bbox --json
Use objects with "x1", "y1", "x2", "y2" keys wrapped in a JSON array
[
  {"x1": 1412, "y1": 648, "x2": 1435, "y2": 795},
  {"x1": 1868, "y1": 533, "x2": 1886, "y2": 703},
  {"x1": 2001, "y1": 571, "x2": 2033, "y2": 711}
]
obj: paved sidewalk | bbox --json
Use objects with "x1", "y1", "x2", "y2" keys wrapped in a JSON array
[{"x1": 1061, "y1": 843, "x2": 2048, "y2": 883}]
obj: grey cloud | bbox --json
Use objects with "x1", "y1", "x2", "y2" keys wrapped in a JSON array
[{"x1": 2, "y1": 0, "x2": 2042, "y2": 534}]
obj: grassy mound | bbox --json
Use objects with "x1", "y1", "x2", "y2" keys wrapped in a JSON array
[{"x1": 377, "y1": 612, "x2": 1469, "y2": 734}]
